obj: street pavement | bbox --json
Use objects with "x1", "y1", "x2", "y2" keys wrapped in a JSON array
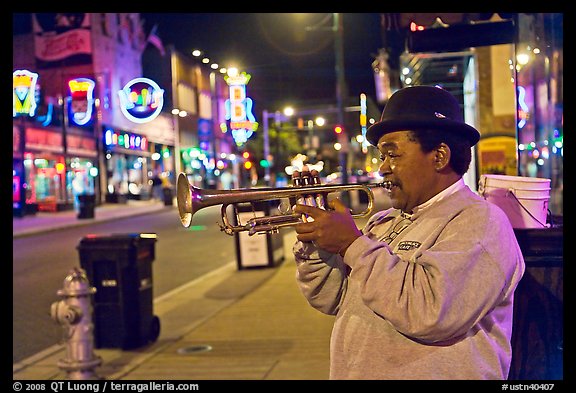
[{"x1": 12, "y1": 198, "x2": 334, "y2": 380}]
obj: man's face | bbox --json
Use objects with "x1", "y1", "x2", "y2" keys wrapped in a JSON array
[{"x1": 377, "y1": 131, "x2": 439, "y2": 213}]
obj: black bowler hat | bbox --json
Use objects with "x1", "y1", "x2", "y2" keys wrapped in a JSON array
[{"x1": 366, "y1": 85, "x2": 480, "y2": 146}]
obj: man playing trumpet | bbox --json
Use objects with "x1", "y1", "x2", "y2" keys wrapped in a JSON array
[{"x1": 291, "y1": 85, "x2": 525, "y2": 380}]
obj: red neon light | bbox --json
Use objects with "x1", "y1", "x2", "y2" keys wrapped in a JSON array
[{"x1": 410, "y1": 22, "x2": 425, "y2": 32}]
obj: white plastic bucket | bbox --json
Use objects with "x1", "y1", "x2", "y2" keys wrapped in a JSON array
[{"x1": 478, "y1": 174, "x2": 551, "y2": 229}]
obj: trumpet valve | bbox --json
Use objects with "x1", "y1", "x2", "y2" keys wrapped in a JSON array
[
  {"x1": 219, "y1": 223, "x2": 235, "y2": 236},
  {"x1": 277, "y1": 199, "x2": 292, "y2": 215}
]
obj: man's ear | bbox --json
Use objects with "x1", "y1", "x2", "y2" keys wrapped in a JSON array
[{"x1": 434, "y1": 143, "x2": 451, "y2": 171}]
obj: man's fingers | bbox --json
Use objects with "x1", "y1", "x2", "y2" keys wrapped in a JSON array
[
  {"x1": 294, "y1": 203, "x2": 325, "y2": 217},
  {"x1": 296, "y1": 233, "x2": 315, "y2": 243},
  {"x1": 295, "y1": 222, "x2": 315, "y2": 234},
  {"x1": 329, "y1": 198, "x2": 351, "y2": 213},
  {"x1": 294, "y1": 203, "x2": 312, "y2": 214}
]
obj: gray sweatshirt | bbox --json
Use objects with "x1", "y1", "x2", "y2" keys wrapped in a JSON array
[{"x1": 293, "y1": 185, "x2": 525, "y2": 379}]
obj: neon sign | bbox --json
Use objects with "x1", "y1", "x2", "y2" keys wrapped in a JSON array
[
  {"x1": 68, "y1": 77, "x2": 95, "y2": 126},
  {"x1": 360, "y1": 93, "x2": 368, "y2": 153},
  {"x1": 104, "y1": 128, "x2": 148, "y2": 151},
  {"x1": 13, "y1": 69, "x2": 39, "y2": 117},
  {"x1": 517, "y1": 86, "x2": 529, "y2": 129},
  {"x1": 118, "y1": 77, "x2": 164, "y2": 123},
  {"x1": 224, "y1": 71, "x2": 258, "y2": 146}
]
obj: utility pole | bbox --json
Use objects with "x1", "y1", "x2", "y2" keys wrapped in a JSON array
[{"x1": 333, "y1": 13, "x2": 350, "y2": 204}]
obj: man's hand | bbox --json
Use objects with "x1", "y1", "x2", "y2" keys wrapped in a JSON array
[{"x1": 294, "y1": 198, "x2": 363, "y2": 256}]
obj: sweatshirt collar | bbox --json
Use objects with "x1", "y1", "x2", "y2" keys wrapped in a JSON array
[{"x1": 408, "y1": 178, "x2": 466, "y2": 219}]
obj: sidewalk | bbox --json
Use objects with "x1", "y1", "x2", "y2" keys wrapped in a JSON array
[
  {"x1": 13, "y1": 199, "x2": 335, "y2": 380},
  {"x1": 13, "y1": 199, "x2": 169, "y2": 238}
]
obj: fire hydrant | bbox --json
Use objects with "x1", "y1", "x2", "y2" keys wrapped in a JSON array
[{"x1": 51, "y1": 267, "x2": 102, "y2": 380}]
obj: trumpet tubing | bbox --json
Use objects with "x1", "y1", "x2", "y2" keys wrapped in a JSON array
[{"x1": 176, "y1": 172, "x2": 388, "y2": 235}]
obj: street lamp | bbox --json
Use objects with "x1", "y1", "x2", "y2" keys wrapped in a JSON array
[{"x1": 262, "y1": 107, "x2": 293, "y2": 186}]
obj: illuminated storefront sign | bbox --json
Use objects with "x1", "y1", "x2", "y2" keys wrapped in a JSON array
[
  {"x1": 104, "y1": 128, "x2": 148, "y2": 151},
  {"x1": 68, "y1": 78, "x2": 96, "y2": 126},
  {"x1": 13, "y1": 69, "x2": 39, "y2": 117},
  {"x1": 224, "y1": 71, "x2": 258, "y2": 145},
  {"x1": 68, "y1": 77, "x2": 95, "y2": 126},
  {"x1": 118, "y1": 77, "x2": 164, "y2": 123}
]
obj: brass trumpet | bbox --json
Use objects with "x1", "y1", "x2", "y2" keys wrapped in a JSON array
[{"x1": 176, "y1": 172, "x2": 390, "y2": 236}]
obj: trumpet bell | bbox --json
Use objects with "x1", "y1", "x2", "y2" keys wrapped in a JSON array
[{"x1": 177, "y1": 173, "x2": 194, "y2": 227}]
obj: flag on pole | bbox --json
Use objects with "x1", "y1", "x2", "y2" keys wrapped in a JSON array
[{"x1": 147, "y1": 24, "x2": 166, "y2": 56}]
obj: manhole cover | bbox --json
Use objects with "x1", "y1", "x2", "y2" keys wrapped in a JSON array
[{"x1": 177, "y1": 345, "x2": 213, "y2": 355}]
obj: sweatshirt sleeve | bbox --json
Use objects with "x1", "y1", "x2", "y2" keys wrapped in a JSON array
[
  {"x1": 342, "y1": 203, "x2": 525, "y2": 343},
  {"x1": 293, "y1": 240, "x2": 349, "y2": 315},
  {"x1": 292, "y1": 209, "x2": 395, "y2": 315}
]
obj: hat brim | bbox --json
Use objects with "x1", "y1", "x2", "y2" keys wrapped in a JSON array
[{"x1": 366, "y1": 118, "x2": 480, "y2": 147}]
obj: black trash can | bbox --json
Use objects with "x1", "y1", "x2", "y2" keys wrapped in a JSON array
[
  {"x1": 162, "y1": 187, "x2": 173, "y2": 206},
  {"x1": 77, "y1": 194, "x2": 96, "y2": 219},
  {"x1": 77, "y1": 233, "x2": 160, "y2": 349}
]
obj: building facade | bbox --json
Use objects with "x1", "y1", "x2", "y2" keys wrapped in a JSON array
[
  {"x1": 386, "y1": 12, "x2": 563, "y2": 216},
  {"x1": 13, "y1": 13, "x2": 234, "y2": 216}
]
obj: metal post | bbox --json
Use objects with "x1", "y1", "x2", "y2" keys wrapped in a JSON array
[
  {"x1": 95, "y1": 72, "x2": 108, "y2": 205},
  {"x1": 170, "y1": 46, "x2": 182, "y2": 176},
  {"x1": 274, "y1": 111, "x2": 282, "y2": 184},
  {"x1": 263, "y1": 109, "x2": 270, "y2": 185},
  {"x1": 210, "y1": 71, "x2": 219, "y2": 187},
  {"x1": 18, "y1": 116, "x2": 27, "y2": 216},
  {"x1": 60, "y1": 92, "x2": 70, "y2": 207}
]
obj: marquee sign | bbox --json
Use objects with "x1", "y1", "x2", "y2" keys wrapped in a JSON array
[
  {"x1": 224, "y1": 71, "x2": 258, "y2": 146},
  {"x1": 118, "y1": 77, "x2": 164, "y2": 123}
]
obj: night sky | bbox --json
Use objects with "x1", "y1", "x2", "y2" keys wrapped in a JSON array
[
  {"x1": 13, "y1": 13, "x2": 385, "y2": 113},
  {"x1": 140, "y1": 13, "x2": 384, "y2": 111}
]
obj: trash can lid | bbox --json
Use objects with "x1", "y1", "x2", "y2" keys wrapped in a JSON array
[{"x1": 77, "y1": 233, "x2": 157, "y2": 247}]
